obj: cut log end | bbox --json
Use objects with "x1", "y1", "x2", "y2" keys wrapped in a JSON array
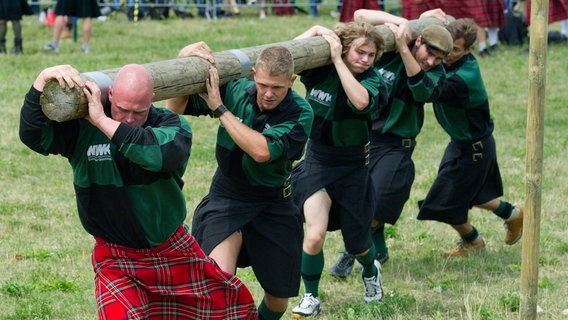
[{"x1": 40, "y1": 79, "x2": 89, "y2": 122}]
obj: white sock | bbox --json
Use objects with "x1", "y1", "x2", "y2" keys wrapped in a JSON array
[
  {"x1": 487, "y1": 28, "x2": 499, "y2": 46},
  {"x1": 478, "y1": 41, "x2": 487, "y2": 51},
  {"x1": 507, "y1": 207, "x2": 521, "y2": 221},
  {"x1": 561, "y1": 19, "x2": 568, "y2": 36}
]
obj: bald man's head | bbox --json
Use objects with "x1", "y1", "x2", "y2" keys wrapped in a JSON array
[{"x1": 109, "y1": 64, "x2": 155, "y2": 126}]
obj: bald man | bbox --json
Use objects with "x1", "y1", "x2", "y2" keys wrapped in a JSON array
[{"x1": 19, "y1": 64, "x2": 258, "y2": 319}]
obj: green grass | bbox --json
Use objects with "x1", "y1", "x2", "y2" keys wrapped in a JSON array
[{"x1": 1, "y1": 7, "x2": 568, "y2": 319}]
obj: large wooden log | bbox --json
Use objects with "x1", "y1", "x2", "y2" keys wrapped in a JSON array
[{"x1": 41, "y1": 17, "x2": 447, "y2": 122}]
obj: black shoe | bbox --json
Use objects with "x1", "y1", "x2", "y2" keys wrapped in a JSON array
[
  {"x1": 330, "y1": 252, "x2": 355, "y2": 278},
  {"x1": 478, "y1": 48, "x2": 490, "y2": 58},
  {"x1": 489, "y1": 44, "x2": 499, "y2": 53},
  {"x1": 376, "y1": 252, "x2": 389, "y2": 264}
]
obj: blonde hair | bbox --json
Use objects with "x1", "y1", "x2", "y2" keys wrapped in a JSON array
[
  {"x1": 335, "y1": 22, "x2": 385, "y2": 63},
  {"x1": 255, "y1": 46, "x2": 294, "y2": 78}
]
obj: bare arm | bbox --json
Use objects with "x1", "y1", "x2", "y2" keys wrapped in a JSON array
[
  {"x1": 419, "y1": 8, "x2": 448, "y2": 24},
  {"x1": 294, "y1": 25, "x2": 335, "y2": 40},
  {"x1": 385, "y1": 22, "x2": 421, "y2": 77},
  {"x1": 296, "y1": 26, "x2": 370, "y2": 110},
  {"x1": 82, "y1": 81, "x2": 121, "y2": 139},
  {"x1": 200, "y1": 66, "x2": 270, "y2": 163},
  {"x1": 354, "y1": 9, "x2": 409, "y2": 26},
  {"x1": 324, "y1": 33, "x2": 370, "y2": 110},
  {"x1": 166, "y1": 41, "x2": 217, "y2": 114}
]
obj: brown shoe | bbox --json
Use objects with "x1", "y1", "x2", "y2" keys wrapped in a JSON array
[
  {"x1": 443, "y1": 237, "x2": 486, "y2": 258},
  {"x1": 504, "y1": 206, "x2": 524, "y2": 245}
]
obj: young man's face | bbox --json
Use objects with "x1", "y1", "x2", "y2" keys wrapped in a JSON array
[
  {"x1": 344, "y1": 38, "x2": 377, "y2": 75},
  {"x1": 414, "y1": 36, "x2": 447, "y2": 71},
  {"x1": 444, "y1": 38, "x2": 472, "y2": 67},
  {"x1": 253, "y1": 67, "x2": 295, "y2": 111}
]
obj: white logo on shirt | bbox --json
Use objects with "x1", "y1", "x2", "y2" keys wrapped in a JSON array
[
  {"x1": 379, "y1": 68, "x2": 396, "y2": 85},
  {"x1": 87, "y1": 144, "x2": 112, "y2": 162},
  {"x1": 308, "y1": 88, "x2": 333, "y2": 106}
]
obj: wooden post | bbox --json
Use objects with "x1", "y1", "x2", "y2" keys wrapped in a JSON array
[
  {"x1": 40, "y1": 17, "x2": 447, "y2": 122},
  {"x1": 519, "y1": 0, "x2": 547, "y2": 319}
]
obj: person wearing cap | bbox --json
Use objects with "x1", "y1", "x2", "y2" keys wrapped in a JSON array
[
  {"x1": 328, "y1": 9, "x2": 453, "y2": 278},
  {"x1": 415, "y1": 15, "x2": 524, "y2": 257}
]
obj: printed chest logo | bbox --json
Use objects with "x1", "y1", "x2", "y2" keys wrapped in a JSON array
[
  {"x1": 379, "y1": 68, "x2": 396, "y2": 85},
  {"x1": 308, "y1": 88, "x2": 333, "y2": 106},
  {"x1": 87, "y1": 144, "x2": 112, "y2": 162}
]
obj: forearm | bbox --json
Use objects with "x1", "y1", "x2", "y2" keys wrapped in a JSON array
[
  {"x1": 334, "y1": 62, "x2": 370, "y2": 110},
  {"x1": 92, "y1": 116, "x2": 121, "y2": 140},
  {"x1": 354, "y1": 9, "x2": 408, "y2": 26},
  {"x1": 165, "y1": 96, "x2": 189, "y2": 115},
  {"x1": 217, "y1": 110, "x2": 270, "y2": 163},
  {"x1": 399, "y1": 47, "x2": 421, "y2": 77}
]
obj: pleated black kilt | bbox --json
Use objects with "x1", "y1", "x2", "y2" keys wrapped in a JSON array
[
  {"x1": 292, "y1": 140, "x2": 373, "y2": 255},
  {"x1": 0, "y1": 0, "x2": 33, "y2": 20},
  {"x1": 417, "y1": 135, "x2": 504, "y2": 225},
  {"x1": 369, "y1": 135, "x2": 416, "y2": 225},
  {"x1": 191, "y1": 169, "x2": 303, "y2": 298},
  {"x1": 55, "y1": 0, "x2": 101, "y2": 18}
]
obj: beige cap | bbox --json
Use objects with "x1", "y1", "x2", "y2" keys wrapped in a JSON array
[{"x1": 420, "y1": 25, "x2": 453, "y2": 55}]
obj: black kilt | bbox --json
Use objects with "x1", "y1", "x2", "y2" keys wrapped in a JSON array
[
  {"x1": 191, "y1": 170, "x2": 303, "y2": 298},
  {"x1": 369, "y1": 136, "x2": 416, "y2": 225},
  {"x1": 417, "y1": 135, "x2": 504, "y2": 225},
  {"x1": 292, "y1": 140, "x2": 373, "y2": 255},
  {"x1": 55, "y1": 0, "x2": 101, "y2": 18},
  {"x1": 0, "y1": 0, "x2": 33, "y2": 20}
]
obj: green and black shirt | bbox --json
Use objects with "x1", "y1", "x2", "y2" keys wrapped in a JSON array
[
  {"x1": 300, "y1": 64, "x2": 381, "y2": 147},
  {"x1": 20, "y1": 87, "x2": 193, "y2": 249},
  {"x1": 372, "y1": 47, "x2": 446, "y2": 139},
  {"x1": 435, "y1": 53, "x2": 493, "y2": 142},
  {"x1": 184, "y1": 77, "x2": 313, "y2": 188}
]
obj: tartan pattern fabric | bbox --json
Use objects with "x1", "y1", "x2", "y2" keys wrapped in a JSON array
[
  {"x1": 401, "y1": 0, "x2": 442, "y2": 20},
  {"x1": 92, "y1": 226, "x2": 258, "y2": 319},
  {"x1": 482, "y1": 0, "x2": 506, "y2": 27},
  {"x1": 526, "y1": 0, "x2": 568, "y2": 25},
  {"x1": 340, "y1": 0, "x2": 383, "y2": 22},
  {"x1": 440, "y1": 0, "x2": 491, "y2": 27}
]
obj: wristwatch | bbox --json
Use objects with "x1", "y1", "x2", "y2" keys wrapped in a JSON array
[{"x1": 213, "y1": 104, "x2": 228, "y2": 118}]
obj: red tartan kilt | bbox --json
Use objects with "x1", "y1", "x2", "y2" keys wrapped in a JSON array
[
  {"x1": 482, "y1": 0, "x2": 506, "y2": 27},
  {"x1": 92, "y1": 227, "x2": 258, "y2": 319},
  {"x1": 340, "y1": 0, "x2": 383, "y2": 22},
  {"x1": 273, "y1": 0, "x2": 295, "y2": 15},
  {"x1": 401, "y1": 0, "x2": 442, "y2": 20},
  {"x1": 526, "y1": 0, "x2": 568, "y2": 25},
  {"x1": 440, "y1": 0, "x2": 490, "y2": 27}
]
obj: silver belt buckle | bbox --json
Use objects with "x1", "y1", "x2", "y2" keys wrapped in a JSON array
[
  {"x1": 402, "y1": 139, "x2": 412, "y2": 148},
  {"x1": 472, "y1": 141, "x2": 483, "y2": 151},
  {"x1": 282, "y1": 185, "x2": 292, "y2": 198}
]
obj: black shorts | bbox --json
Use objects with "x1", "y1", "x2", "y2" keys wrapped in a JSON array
[
  {"x1": 417, "y1": 135, "x2": 504, "y2": 225},
  {"x1": 369, "y1": 136, "x2": 416, "y2": 225},
  {"x1": 292, "y1": 141, "x2": 373, "y2": 255},
  {"x1": 191, "y1": 172, "x2": 303, "y2": 298},
  {"x1": 55, "y1": 0, "x2": 101, "y2": 18}
]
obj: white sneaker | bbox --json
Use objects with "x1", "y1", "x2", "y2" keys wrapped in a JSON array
[
  {"x1": 42, "y1": 43, "x2": 59, "y2": 52},
  {"x1": 292, "y1": 293, "x2": 321, "y2": 318},
  {"x1": 362, "y1": 260, "x2": 383, "y2": 303}
]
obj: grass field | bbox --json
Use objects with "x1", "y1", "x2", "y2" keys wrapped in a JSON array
[{"x1": 1, "y1": 5, "x2": 567, "y2": 319}]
